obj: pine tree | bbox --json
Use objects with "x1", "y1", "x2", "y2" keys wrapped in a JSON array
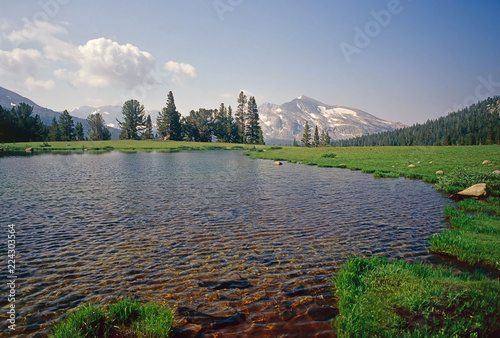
[
  {"x1": 227, "y1": 105, "x2": 237, "y2": 143},
  {"x1": 48, "y1": 117, "x2": 60, "y2": 141},
  {"x1": 59, "y1": 110, "x2": 75, "y2": 141},
  {"x1": 235, "y1": 91, "x2": 247, "y2": 143},
  {"x1": 325, "y1": 130, "x2": 331, "y2": 146},
  {"x1": 320, "y1": 129, "x2": 326, "y2": 146},
  {"x1": 118, "y1": 99, "x2": 146, "y2": 140},
  {"x1": 293, "y1": 137, "x2": 298, "y2": 147},
  {"x1": 157, "y1": 91, "x2": 181, "y2": 140},
  {"x1": 142, "y1": 114, "x2": 154, "y2": 139},
  {"x1": 246, "y1": 96, "x2": 263, "y2": 144},
  {"x1": 74, "y1": 122, "x2": 84, "y2": 141},
  {"x1": 313, "y1": 125, "x2": 320, "y2": 147},
  {"x1": 301, "y1": 121, "x2": 311, "y2": 147},
  {"x1": 87, "y1": 113, "x2": 111, "y2": 140},
  {"x1": 214, "y1": 103, "x2": 228, "y2": 142}
]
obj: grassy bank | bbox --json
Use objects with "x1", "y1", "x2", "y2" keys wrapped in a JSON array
[
  {"x1": 50, "y1": 298, "x2": 172, "y2": 338},
  {"x1": 431, "y1": 197, "x2": 500, "y2": 271},
  {"x1": 0, "y1": 139, "x2": 268, "y2": 153},
  {"x1": 246, "y1": 145, "x2": 499, "y2": 183},
  {"x1": 332, "y1": 257, "x2": 500, "y2": 337}
]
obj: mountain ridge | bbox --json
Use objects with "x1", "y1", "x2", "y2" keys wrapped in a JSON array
[{"x1": 258, "y1": 95, "x2": 405, "y2": 145}]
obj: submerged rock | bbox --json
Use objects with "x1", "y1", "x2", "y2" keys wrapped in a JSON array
[
  {"x1": 306, "y1": 306, "x2": 338, "y2": 321},
  {"x1": 198, "y1": 275, "x2": 252, "y2": 290},
  {"x1": 450, "y1": 183, "x2": 490, "y2": 200},
  {"x1": 174, "y1": 306, "x2": 246, "y2": 334},
  {"x1": 209, "y1": 313, "x2": 246, "y2": 330}
]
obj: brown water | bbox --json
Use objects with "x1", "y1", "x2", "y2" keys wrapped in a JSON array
[{"x1": 0, "y1": 151, "x2": 451, "y2": 337}]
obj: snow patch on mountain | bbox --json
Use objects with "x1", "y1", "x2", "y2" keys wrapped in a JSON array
[{"x1": 258, "y1": 95, "x2": 405, "y2": 144}]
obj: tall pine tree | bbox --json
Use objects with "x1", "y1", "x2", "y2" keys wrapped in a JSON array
[
  {"x1": 74, "y1": 122, "x2": 84, "y2": 141},
  {"x1": 118, "y1": 99, "x2": 146, "y2": 140},
  {"x1": 235, "y1": 91, "x2": 247, "y2": 144},
  {"x1": 59, "y1": 110, "x2": 75, "y2": 141},
  {"x1": 142, "y1": 114, "x2": 154, "y2": 139},
  {"x1": 301, "y1": 121, "x2": 311, "y2": 147},
  {"x1": 48, "y1": 117, "x2": 60, "y2": 141},
  {"x1": 157, "y1": 91, "x2": 182, "y2": 140},
  {"x1": 246, "y1": 96, "x2": 263, "y2": 144},
  {"x1": 313, "y1": 125, "x2": 319, "y2": 147}
]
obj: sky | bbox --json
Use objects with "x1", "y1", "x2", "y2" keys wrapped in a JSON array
[{"x1": 1, "y1": 0, "x2": 499, "y2": 125}]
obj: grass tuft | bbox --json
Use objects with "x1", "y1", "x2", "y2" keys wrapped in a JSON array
[{"x1": 50, "y1": 298, "x2": 172, "y2": 338}]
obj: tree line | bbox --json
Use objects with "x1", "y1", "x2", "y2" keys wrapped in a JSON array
[
  {"x1": 0, "y1": 103, "x2": 48, "y2": 142},
  {"x1": 334, "y1": 96, "x2": 500, "y2": 147},
  {"x1": 0, "y1": 103, "x2": 112, "y2": 143},
  {"x1": 118, "y1": 91, "x2": 264, "y2": 144},
  {"x1": 293, "y1": 121, "x2": 332, "y2": 147}
]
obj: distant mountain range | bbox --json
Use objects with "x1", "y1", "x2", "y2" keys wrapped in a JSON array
[
  {"x1": 0, "y1": 86, "x2": 121, "y2": 139},
  {"x1": 259, "y1": 96, "x2": 405, "y2": 145},
  {"x1": 1, "y1": 86, "x2": 406, "y2": 144}
]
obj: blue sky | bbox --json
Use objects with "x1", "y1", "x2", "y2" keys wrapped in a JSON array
[{"x1": 1, "y1": 0, "x2": 499, "y2": 124}]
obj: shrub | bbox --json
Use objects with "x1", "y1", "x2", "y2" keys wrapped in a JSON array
[{"x1": 321, "y1": 152, "x2": 337, "y2": 158}]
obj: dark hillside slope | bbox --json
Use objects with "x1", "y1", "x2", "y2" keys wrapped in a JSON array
[{"x1": 336, "y1": 96, "x2": 500, "y2": 146}]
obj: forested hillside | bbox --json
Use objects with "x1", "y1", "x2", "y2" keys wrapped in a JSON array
[{"x1": 335, "y1": 97, "x2": 500, "y2": 146}]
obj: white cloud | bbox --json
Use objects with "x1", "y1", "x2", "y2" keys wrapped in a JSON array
[
  {"x1": 7, "y1": 18, "x2": 67, "y2": 45},
  {"x1": 56, "y1": 38, "x2": 157, "y2": 88},
  {"x1": 2, "y1": 19, "x2": 196, "y2": 91},
  {"x1": 164, "y1": 61, "x2": 197, "y2": 81},
  {"x1": 0, "y1": 48, "x2": 44, "y2": 75},
  {"x1": 24, "y1": 76, "x2": 55, "y2": 91},
  {"x1": 6, "y1": 18, "x2": 77, "y2": 62}
]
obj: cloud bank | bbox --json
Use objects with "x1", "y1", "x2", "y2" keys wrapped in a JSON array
[{"x1": 1, "y1": 19, "x2": 197, "y2": 91}]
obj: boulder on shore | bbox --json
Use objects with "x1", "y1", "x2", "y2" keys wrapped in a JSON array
[
  {"x1": 273, "y1": 161, "x2": 283, "y2": 166},
  {"x1": 482, "y1": 160, "x2": 492, "y2": 165},
  {"x1": 450, "y1": 183, "x2": 490, "y2": 200}
]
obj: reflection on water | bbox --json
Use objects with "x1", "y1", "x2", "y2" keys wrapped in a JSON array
[{"x1": 0, "y1": 151, "x2": 451, "y2": 337}]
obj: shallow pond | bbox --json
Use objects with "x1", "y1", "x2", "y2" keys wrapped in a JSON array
[{"x1": 0, "y1": 151, "x2": 451, "y2": 337}]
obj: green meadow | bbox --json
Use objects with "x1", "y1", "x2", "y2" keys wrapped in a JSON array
[
  {"x1": 0, "y1": 139, "x2": 268, "y2": 153},
  {"x1": 246, "y1": 144, "x2": 500, "y2": 185}
]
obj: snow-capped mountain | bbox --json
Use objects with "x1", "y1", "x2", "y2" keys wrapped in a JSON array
[
  {"x1": 259, "y1": 96, "x2": 405, "y2": 144},
  {"x1": 69, "y1": 106, "x2": 159, "y2": 129}
]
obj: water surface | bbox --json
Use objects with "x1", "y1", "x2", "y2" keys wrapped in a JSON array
[{"x1": 0, "y1": 151, "x2": 451, "y2": 336}]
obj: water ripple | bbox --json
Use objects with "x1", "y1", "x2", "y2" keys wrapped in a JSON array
[{"x1": 0, "y1": 151, "x2": 451, "y2": 337}]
